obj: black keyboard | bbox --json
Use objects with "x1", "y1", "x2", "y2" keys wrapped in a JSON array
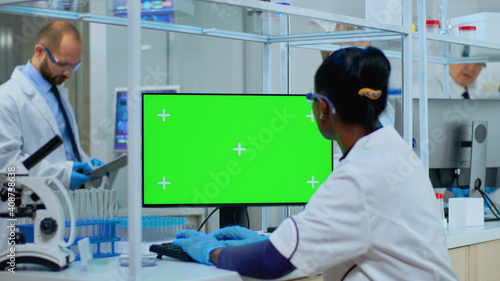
[{"x1": 149, "y1": 242, "x2": 196, "y2": 262}]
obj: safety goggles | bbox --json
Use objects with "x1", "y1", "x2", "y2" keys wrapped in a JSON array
[
  {"x1": 39, "y1": 43, "x2": 81, "y2": 72},
  {"x1": 306, "y1": 93, "x2": 336, "y2": 114}
]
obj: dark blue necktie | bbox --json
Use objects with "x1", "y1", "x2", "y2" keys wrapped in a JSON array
[
  {"x1": 51, "y1": 85, "x2": 81, "y2": 162},
  {"x1": 462, "y1": 90, "x2": 470, "y2": 100}
]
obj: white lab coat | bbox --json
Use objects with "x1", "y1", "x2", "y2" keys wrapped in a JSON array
[
  {"x1": 270, "y1": 126, "x2": 458, "y2": 281},
  {"x1": 0, "y1": 66, "x2": 90, "y2": 188},
  {"x1": 412, "y1": 67, "x2": 482, "y2": 99}
]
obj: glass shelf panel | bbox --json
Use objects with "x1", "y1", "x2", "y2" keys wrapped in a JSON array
[
  {"x1": 11, "y1": 0, "x2": 91, "y2": 13},
  {"x1": 291, "y1": 37, "x2": 403, "y2": 59},
  {"x1": 0, "y1": 0, "x2": 44, "y2": 5},
  {"x1": 176, "y1": 0, "x2": 407, "y2": 37},
  {"x1": 3, "y1": 0, "x2": 409, "y2": 44},
  {"x1": 418, "y1": 33, "x2": 500, "y2": 63}
]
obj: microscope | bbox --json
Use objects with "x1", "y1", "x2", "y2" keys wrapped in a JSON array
[{"x1": 0, "y1": 136, "x2": 76, "y2": 271}]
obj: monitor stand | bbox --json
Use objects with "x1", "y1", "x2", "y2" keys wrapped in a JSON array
[
  {"x1": 219, "y1": 206, "x2": 248, "y2": 228},
  {"x1": 469, "y1": 121, "x2": 488, "y2": 198}
]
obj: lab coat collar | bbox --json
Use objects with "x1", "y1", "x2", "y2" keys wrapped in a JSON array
[
  {"x1": 339, "y1": 127, "x2": 383, "y2": 161},
  {"x1": 11, "y1": 67, "x2": 62, "y2": 136},
  {"x1": 12, "y1": 66, "x2": 40, "y2": 97},
  {"x1": 21, "y1": 60, "x2": 52, "y2": 95},
  {"x1": 339, "y1": 147, "x2": 352, "y2": 162}
]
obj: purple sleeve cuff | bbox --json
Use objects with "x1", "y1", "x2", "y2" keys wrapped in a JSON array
[{"x1": 216, "y1": 239, "x2": 296, "y2": 279}]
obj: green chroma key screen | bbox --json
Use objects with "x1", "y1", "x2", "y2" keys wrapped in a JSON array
[{"x1": 142, "y1": 93, "x2": 332, "y2": 207}]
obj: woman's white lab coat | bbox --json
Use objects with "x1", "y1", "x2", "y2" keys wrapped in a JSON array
[
  {"x1": 0, "y1": 66, "x2": 89, "y2": 188},
  {"x1": 270, "y1": 126, "x2": 458, "y2": 281}
]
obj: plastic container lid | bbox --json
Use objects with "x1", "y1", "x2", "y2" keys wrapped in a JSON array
[
  {"x1": 426, "y1": 20, "x2": 441, "y2": 27},
  {"x1": 435, "y1": 193, "x2": 444, "y2": 199},
  {"x1": 459, "y1": 26, "x2": 477, "y2": 31}
]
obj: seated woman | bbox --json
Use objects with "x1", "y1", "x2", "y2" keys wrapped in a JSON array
[{"x1": 174, "y1": 47, "x2": 458, "y2": 281}]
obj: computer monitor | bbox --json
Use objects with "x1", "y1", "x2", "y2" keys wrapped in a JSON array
[
  {"x1": 113, "y1": 0, "x2": 176, "y2": 23},
  {"x1": 394, "y1": 98, "x2": 500, "y2": 197},
  {"x1": 142, "y1": 93, "x2": 333, "y2": 224},
  {"x1": 113, "y1": 86, "x2": 181, "y2": 152}
]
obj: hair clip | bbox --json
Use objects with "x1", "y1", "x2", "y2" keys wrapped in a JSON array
[{"x1": 358, "y1": 88, "x2": 382, "y2": 100}]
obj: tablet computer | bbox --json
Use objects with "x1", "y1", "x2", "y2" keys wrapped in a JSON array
[{"x1": 86, "y1": 153, "x2": 127, "y2": 179}]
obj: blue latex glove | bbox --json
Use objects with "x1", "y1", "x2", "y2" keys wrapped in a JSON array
[
  {"x1": 210, "y1": 225, "x2": 269, "y2": 247},
  {"x1": 89, "y1": 158, "x2": 110, "y2": 177},
  {"x1": 90, "y1": 158, "x2": 104, "y2": 167},
  {"x1": 70, "y1": 162, "x2": 92, "y2": 190},
  {"x1": 175, "y1": 229, "x2": 205, "y2": 239},
  {"x1": 173, "y1": 230, "x2": 225, "y2": 265}
]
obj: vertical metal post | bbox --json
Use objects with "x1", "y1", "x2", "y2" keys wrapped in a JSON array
[
  {"x1": 442, "y1": 0, "x2": 450, "y2": 98},
  {"x1": 402, "y1": 0, "x2": 412, "y2": 145},
  {"x1": 262, "y1": 11, "x2": 272, "y2": 232},
  {"x1": 279, "y1": 13, "x2": 289, "y2": 94},
  {"x1": 263, "y1": 42, "x2": 272, "y2": 94},
  {"x1": 441, "y1": 0, "x2": 449, "y2": 34},
  {"x1": 418, "y1": 0, "x2": 429, "y2": 172},
  {"x1": 443, "y1": 61, "x2": 450, "y2": 99},
  {"x1": 263, "y1": 12, "x2": 272, "y2": 94},
  {"x1": 89, "y1": 0, "x2": 108, "y2": 173},
  {"x1": 127, "y1": 0, "x2": 142, "y2": 279},
  {"x1": 279, "y1": 10, "x2": 290, "y2": 220}
]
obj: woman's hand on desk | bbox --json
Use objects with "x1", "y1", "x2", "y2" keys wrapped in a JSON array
[
  {"x1": 173, "y1": 226, "x2": 269, "y2": 265},
  {"x1": 211, "y1": 225, "x2": 269, "y2": 247},
  {"x1": 173, "y1": 230, "x2": 225, "y2": 265}
]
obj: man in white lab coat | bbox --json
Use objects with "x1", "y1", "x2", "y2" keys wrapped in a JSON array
[
  {"x1": 0, "y1": 20, "x2": 103, "y2": 189},
  {"x1": 413, "y1": 63, "x2": 485, "y2": 99}
]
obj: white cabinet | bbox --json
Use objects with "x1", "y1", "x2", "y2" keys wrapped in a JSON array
[{"x1": 449, "y1": 239, "x2": 500, "y2": 281}]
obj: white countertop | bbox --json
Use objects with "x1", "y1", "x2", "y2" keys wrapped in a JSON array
[
  {"x1": 446, "y1": 221, "x2": 500, "y2": 249},
  {"x1": 0, "y1": 254, "x2": 311, "y2": 281},
  {"x1": 0, "y1": 256, "x2": 242, "y2": 281},
  {"x1": 3, "y1": 221, "x2": 500, "y2": 281}
]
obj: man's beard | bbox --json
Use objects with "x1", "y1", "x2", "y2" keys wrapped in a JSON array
[{"x1": 40, "y1": 57, "x2": 66, "y2": 85}]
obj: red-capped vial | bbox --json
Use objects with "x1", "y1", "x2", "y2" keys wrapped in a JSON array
[
  {"x1": 459, "y1": 26, "x2": 476, "y2": 39},
  {"x1": 435, "y1": 193, "x2": 447, "y2": 228},
  {"x1": 426, "y1": 20, "x2": 441, "y2": 33}
]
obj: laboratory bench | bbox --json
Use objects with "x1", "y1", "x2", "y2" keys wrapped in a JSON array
[
  {"x1": 2, "y1": 221, "x2": 500, "y2": 281},
  {"x1": 447, "y1": 221, "x2": 500, "y2": 281},
  {"x1": 0, "y1": 252, "x2": 319, "y2": 281}
]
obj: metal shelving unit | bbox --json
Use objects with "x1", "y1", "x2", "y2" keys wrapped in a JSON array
[{"x1": 414, "y1": 0, "x2": 500, "y2": 171}]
